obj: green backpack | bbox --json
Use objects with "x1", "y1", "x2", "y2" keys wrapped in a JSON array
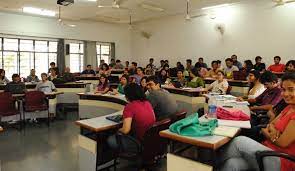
[{"x1": 169, "y1": 113, "x2": 218, "y2": 137}]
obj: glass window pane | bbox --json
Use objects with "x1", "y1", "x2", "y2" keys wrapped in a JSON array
[
  {"x1": 70, "y1": 54, "x2": 81, "y2": 73},
  {"x1": 101, "y1": 45, "x2": 110, "y2": 55},
  {"x1": 0, "y1": 38, "x2": 2, "y2": 51},
  {"x1": 101, "y1": 55, "x2": 109, "y2": 64},
  {"x1": 4, "y1": 38, "x2": 18, "y2": 51},
  {"x1": 0, "y1": 53, "x2": 2, "y2": 68},
  {"x1": 3, "y1": 52, "x2": 18, "y2": 79},
  {"x1": 35, "y1": 53, "x2": 49, "y2": 76},
  {"x1": 20, "y1": 52, "x2": 34, "y2": 78},
  {"x1": 49, "y1": 53, "x2": 57, "y2": 66},
  {"x1": 96, "y1": 45, "x2": 101, "y2": 54},
  {"x1": 49, "y1": 42, "x2": 57, "y2": 52},
  {"x1": 35, "y1": 41, "x2": 48, "y2": 52},
  {"x1": 20, "y1": 40, "x2": 33, "y2": 51},
  {"x1": 70, "y1": 43, "x2": 79, "y2": 53},
  {"x1": 80, "y1": 44, "x2": 84, "y2": 53}
]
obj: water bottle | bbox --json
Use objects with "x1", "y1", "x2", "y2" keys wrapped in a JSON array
[{"x1": 207, "y1": 97, "x2": 217, "y2": 118}]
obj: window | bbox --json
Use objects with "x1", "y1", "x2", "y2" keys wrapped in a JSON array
[
  {"x1": 97, "y1": 43, "x2": 111, "y2": 66},
  {"x1": 69, "y1": 43, "x2": 84, "y2": 73},
  {"x1": 0, "y1": 37, "x2": 58, "y2": 79}
]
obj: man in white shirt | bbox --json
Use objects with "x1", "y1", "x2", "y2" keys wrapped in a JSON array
[{"x1": 35, "y1": 73, "x2": 56, "y2": 94}]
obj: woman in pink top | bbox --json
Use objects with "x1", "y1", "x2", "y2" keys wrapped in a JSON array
[
  {"x1": 107, "y1": 83, "x2": 156, "y2": 151},
  {"x1": 218, "y1": 72, "x2": 295, "y2": 171}
]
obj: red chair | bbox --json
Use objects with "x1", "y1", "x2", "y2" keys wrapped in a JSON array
[
  {"x1": 0, "y1": 92, "x2": 21, "y2": 129},
  {"x1": 23, "y1": 91, "x2": 50, "y2": 127}
]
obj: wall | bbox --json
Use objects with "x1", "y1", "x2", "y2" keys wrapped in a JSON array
[
  {"x1": 131, "y1": 0, "x2": 295, "y2": 68},
  {"x1": 0, "y1": 11, "x2": 131, "y2": 64}
]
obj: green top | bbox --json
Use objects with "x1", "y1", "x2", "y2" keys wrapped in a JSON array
[
  {"x1": 117, "y1": 84, "x2": 125, "y2": 94},
  {"x1": 169, "y1": 113, "x2": 218, "y2": 137},
  {"x1": 187, "y1": 77, "x2": 205, "y2": 88}
]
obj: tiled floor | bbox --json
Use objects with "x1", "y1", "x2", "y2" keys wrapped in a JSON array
[{"x1": 0, "y1": 113, "x2": 166, "y2": 171}]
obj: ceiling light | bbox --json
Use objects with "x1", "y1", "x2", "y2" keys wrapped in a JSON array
[
  {"x1": 68, "y1": 24, "x2": 77, "y2": 27},
  {"x1": 202, "y1": 4, "x2": 230, "y2": 10},
  {"x1": 23, "y1": 7, "x2": 56, "y2": 17}
]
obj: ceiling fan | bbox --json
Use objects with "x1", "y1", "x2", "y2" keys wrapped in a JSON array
[
  {"x1": 272, "y1": 0, "x2": 295, "y2": 7},
  {"x1": 185, "y1": 0, "x2": 207, "y2": 21},
  {"x1": 98, "y1": 0, "x2": 129, "y2": 10},
  {"x1": 58, "y1": 6, "x2": 77, "y2": 27}
]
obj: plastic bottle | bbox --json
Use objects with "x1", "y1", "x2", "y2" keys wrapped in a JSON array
[{"x1": 207, "y1": 97, "x2": 217, "y2": 118}]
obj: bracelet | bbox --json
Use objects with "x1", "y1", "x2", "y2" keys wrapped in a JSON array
[{"x1": 272, "y1": 136, "x2": 279, "y2": 143}]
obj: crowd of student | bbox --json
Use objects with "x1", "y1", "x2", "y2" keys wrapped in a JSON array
[{"x1": 0, "y1": 55, "x2": 294, "y2": 170}]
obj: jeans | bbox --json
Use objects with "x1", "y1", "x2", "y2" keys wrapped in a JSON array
[
  {"x1": 218, "y1": 136, "x2": 280, "y2": 171},
  {"x1": 107, "y1": 134, "x2": 140, "y2": 154}
]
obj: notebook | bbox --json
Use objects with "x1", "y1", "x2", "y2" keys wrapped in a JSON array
[
  {"x1": 106, "y1": 114, "x2": 123, "y2": 123},
  {"x1": 213, "y1": 126, "x2": 240, "y2": 138}
]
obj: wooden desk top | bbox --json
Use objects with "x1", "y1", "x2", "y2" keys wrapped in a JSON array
[
  {"x1": 159, "y1": 130, "x2": 231, "y2": 150},
  {"x1": 162, "y1": 86, "x2": 207, "y2": 97},
  {"x1": 78, "y1": 92, "x2": 127, "y2": 102},
  {"x1": 75, "y1": 111, "x2": 122, "y2": 132},
  {"x1": 204, "y1": 78, "x2": 249, "y2": 87}
]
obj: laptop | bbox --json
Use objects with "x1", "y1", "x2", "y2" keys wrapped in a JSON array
[{"x1": 106, "y1": 114, "x2": 123, "y2": 123}]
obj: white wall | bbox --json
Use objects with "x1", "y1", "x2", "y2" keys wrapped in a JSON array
[
  {"x1": 0, "y1": 11, "x2": 131, "y2": 63},
  {"x1": 131, "y1": 0, "x2": 295, "y2": 68}
]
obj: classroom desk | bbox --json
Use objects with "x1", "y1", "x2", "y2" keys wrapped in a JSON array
[
  {"x1": 204, "y1": 78, "x2": 249, "y2": 96},
  {"x1": 162, "y1": 86, "x2": 207, "y2": 114},
  {"x1": 75, "y1": 76, "x2": 100, "y2": 84},
  {"x1": 76, "y1": 111, "x2": 122, "y2": 171},
  {"x1": 77, "y1": 93, "x2": 127, "y2": 119}
]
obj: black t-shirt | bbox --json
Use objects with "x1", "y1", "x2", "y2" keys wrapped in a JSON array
[{"x1": 254, "y1": 63, "x2": 266, "y2": 72}]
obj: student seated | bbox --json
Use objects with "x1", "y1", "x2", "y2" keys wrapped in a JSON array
[
  {"x1": 48, "y1": 62, "x2": 60, "y2": 75},
  {"x1": 0, "y1": 69, "x2": 9, "y2": 84},
  {"x1": 113, "y1": 74, "x2": 128, "y2": 95},
  {"x1": 158, "y1": 68, "x2": 170, "y2": 85},
  {"x1": 95, "y1": 74, "x2": 110, "y2": 94},
  {"x1": 231, "y1": 54, "x2": 243, "y2": 70},
  {"x1": 194, "y1": 57, "x2": 208, "y2": 69},
  {"x1": 107, "y1": 83, "x2": 156, "y2": 150},
  {"x1": 254, "y1": 56, "x2": 266, "y2": 72},
  {"x1": 285, "y1": 60, "x2": 295, "y2": 72},
  {"x1": 172, "y1": 70, "x2": 186, "y2": 88},
  {"x1": 224, "y1": 58, "x2": 239, "y2": 79},
  {"x1": 4, "y1": 74, "x2": 26, "y2": 94},
  {"x1": 217, "y1": 60, "x2": 223, "y2": 70},
  {"x1": 48, "y1": 68, "x2": 59, "y2": 81},
  {"x1": 140, "y1": 76, "x2": 148, "y2": 94},
  {"x1": 244, "y1": 71, "x2": 282, "y2": 111},
  {"x1": 114, "y1": 60, "x2": 124, "y2": 69},
  {"x1": 242, "y1": 60, "x2": 254, "y2": 75},
  {"x1": 218, "y1": 72, "x2": 295, "y2": 171},
  {"x1": 187, "y1": 68, "x2": 205, "y2": 88},
  {"x1": 145, "y1": 64, "x2": 155, "y2": 76},
  {"x1": 131, "y1": 67, "x2": 145, "y2": 85},
  {"x1": 81, "y1": 65, "x2": 96, "y2": 75},
  {"x1": 35, "y1": 73, "x2": 56, "y2": 93},
  {"x1": 109, "y1": 58, "x2": 116, "y2": 68},
  {"x1": 206, "y1": 70, "x2": 229, "y2": 95},
  {"x1": 268, "y1": 56, "x2": 285, "y2": 73},
  {"x1": 146, "y1": 76, "x2": 178, "y2": 120},
  {"x1": 128, "y1": 62, "x2": 137, "y2": 75},
  {"x1": 26, "y1": 69, "x2": 40, "y2": 82},
  {"x1": 97, "y1": 63, "x2": 110, "y2": 76},
  {"x1": 176, "y1": 61, "x2": 185, "y2": 71},
  {"x1": 62, "y1": 67, "x2": 75, "y2": 82},
  {"x1": 206, "y1": 61, "x2": 220, "y2": 78},
  {"x1": 246, "y1": 70, "x2": 266, "y2": 99},
  {"x1": 147, "y1": 58, "x2": 156, "y2": 70}
]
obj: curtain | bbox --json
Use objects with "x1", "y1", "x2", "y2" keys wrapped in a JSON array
[{"x1": 110, "y1": 42, "x2": 115, "y2": 59}]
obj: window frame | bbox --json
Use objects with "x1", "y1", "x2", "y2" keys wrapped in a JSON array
[
  {"x1": 96, "y1": 43, "x2": 111, "y2": 66},
  {"x1": 69, "y1": 42, "x2": 84, "y2": 73}
]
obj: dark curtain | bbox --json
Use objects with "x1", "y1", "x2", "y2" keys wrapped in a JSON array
[{"x1": 57, "y1": 39, "x2": 65, "y2": 74}]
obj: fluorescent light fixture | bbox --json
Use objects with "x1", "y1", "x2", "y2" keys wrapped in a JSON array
[
  {"x1": 202, "y1": 4, "x2": 230, "y2": 10},
  {"x1": 23, "y1": 7, "x2": 56, "y2": 17},
  {"x1": 68, "y1": 24, "x2": 76, "y2": 27}
]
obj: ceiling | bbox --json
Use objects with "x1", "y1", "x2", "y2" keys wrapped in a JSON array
[{"x1": 0, "y1": 0, "x2": 244, "y2": 24}]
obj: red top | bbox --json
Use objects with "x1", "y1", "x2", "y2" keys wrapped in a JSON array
[
  {"x1": 267, "y1": 64, "x2": 285, "y2": 72},
  {"x1": 263, "y1": 106, "x2": 295, "y2": 171},
  {"x1": 123, "y1": 100, "x2": 156, "y2": 140}
]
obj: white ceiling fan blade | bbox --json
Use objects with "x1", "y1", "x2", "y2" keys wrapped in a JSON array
[
  {"x1": 190, "y1": 13, "x2": 207, "y2": 19},
  {"x1": 139, "y1": 3, "x2": 164, "y2": 12}
]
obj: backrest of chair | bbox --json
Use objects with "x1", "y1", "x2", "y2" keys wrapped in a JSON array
[
  {"x1": 0, "y1": 92, "x2": 15, "y2": 112},
  {"x1": 25, "y1": 91, "x2": 46, "y2": 107},
  {"x1": 142, "y1": 118, "x2": 171, "y2": 161},
  {"x1": 170, "y1": 110, "x2": 187, "y2": 124}
]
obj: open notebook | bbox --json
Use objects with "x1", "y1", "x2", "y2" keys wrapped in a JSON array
[{"x1": 213, "y1": 126, "x2": 240, "y2": 138}]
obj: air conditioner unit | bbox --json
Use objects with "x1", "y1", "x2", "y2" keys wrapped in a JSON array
[{"x1": 57, "y1": 0, "x2": 74, "y2": 6}]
